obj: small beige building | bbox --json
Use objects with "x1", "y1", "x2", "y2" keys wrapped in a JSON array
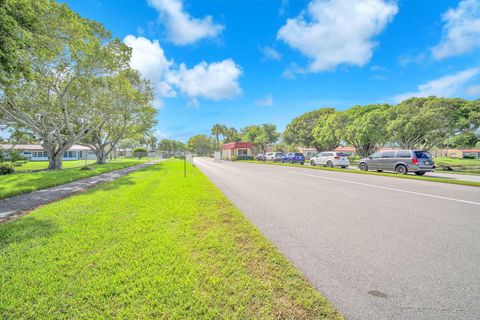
[{"x1": 221, "y1": 142, "x2": 253, "y2": 160}]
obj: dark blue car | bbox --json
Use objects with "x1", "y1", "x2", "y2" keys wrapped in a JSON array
[{"x1": 282, "y1": 152, "x2": 305, "y2": 164}]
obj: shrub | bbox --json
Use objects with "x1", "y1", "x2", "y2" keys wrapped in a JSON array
[
  {"x1": 463, "y1": 154, "x2": 476, "y2": 159},
  {"x1": 132, "y1": 147, "x2": 148, "y2": 159},
  {"x1": 0, "y1": 165, "x2": 15, "y2": 175}
]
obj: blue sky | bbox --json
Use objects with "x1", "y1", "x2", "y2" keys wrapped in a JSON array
[{"x1": 61, "y1": 0, "x2": 480, "y2": 141}]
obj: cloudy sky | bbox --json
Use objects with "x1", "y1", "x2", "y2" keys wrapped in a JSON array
[{"x1": 62, "y1": 0, "x2": 480, "y2": 141}]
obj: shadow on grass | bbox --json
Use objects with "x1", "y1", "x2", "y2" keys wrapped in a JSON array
[{"x1": 0, "y1": 217, "x2": 58, "y2": 250}]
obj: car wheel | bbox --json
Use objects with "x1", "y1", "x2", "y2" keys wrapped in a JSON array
[
  {"x1": 415, "y1": 171, "x2": 426, "y2": 176},
  {"x1": 300, "y1": 162, "x2": 304, "y2": 165},
  {"x1": 341, "y1": 166, "x2": 347, "y2": 169},
  {"x1": 310, "y1": 160, "x2": 316, "y2": 166},
  {"x1": 327, "y1": 161, "x2": 333, "y2": 168},
  {"x1": 359, "y1": 162, "x2": 368, "y2": 171},
  {"x1": 376, "y1": 170, "x2": 383, "y2": 172},
  {"x1": 395, "y1": 164, "x2": 408, "y2": 175}
]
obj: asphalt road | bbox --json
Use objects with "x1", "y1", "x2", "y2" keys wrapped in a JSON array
[{"x1": 194, "y1": 158, "x2": 480, "y2": 320}]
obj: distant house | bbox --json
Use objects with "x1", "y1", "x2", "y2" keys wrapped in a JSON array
[
  {"x1": 221, "y1": 142, "x2": 253, "y2": 160},
  {"x1": 296, "y1": 147, "x2": 317, "y2": 159},
  {"x1": 0, "y1": 144, "x2": 95, "y2": 161},
  {"x1": 334, "y1": 146, "x2": 356, "y2": 155}
]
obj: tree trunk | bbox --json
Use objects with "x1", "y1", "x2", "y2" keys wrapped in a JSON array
[
  {"x1": 95, "y1": 146, "x2": 107, "y2": 164},
  {"x1": 48, "y1": 152, "x2": 63, "y2": 170}
]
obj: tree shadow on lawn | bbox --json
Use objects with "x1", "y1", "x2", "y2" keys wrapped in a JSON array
[{"x1": 0, "y1": 217, "x2": 58, "y2": 250}]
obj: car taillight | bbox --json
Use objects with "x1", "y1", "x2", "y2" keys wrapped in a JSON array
[
  {"x1": 411, "y1": 157, "x2": 418, "y2": 165},
  {"x1": 334, "y1": 156, "x2": 340, "y2": 159}
]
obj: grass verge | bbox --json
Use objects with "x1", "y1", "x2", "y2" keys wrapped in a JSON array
[
  {"x1": 240, "y1": 160, "x2": 480, "y2": 188},
  {"x1": 0, "y1": 160, "x2": 342, "y2": 319},
  {"x1": 13, "y1": 159, "x2": 98, "y2": 171},
  {"x1": 0, "y1": 159, "x2": 148, "y2": 200}
]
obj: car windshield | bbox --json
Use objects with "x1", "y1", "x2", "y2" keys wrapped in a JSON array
[
  {"x1": 336, "y1": 153, "x2": 348, "y2": 157},
  {"x1": 295, "y1": 153, "x2": 303, "y2": 156},
  {"x1": 414, "y1": 151, "x2": 431, "y2": 159}
]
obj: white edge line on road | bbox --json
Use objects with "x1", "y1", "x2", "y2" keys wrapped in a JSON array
[{"x1": 288, "y1": 171, "x2": 480, "y2": 206}]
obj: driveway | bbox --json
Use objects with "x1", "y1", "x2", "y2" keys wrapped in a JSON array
[{"x1": 195, "y1": 158, "x2": 480, "y2": 320}]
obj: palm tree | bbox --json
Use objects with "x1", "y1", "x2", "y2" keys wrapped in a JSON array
[{"x1": 211, "y1": 124, "x2": 227, "y2": 149}]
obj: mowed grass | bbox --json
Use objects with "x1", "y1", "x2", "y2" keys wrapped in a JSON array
[
  {"x1": 433, "y1": 157, "x2": 480, "y2": 167},
  {"x1": 14, "y1": 159, "x2": 98, "y2": 171},
  {"x1": 0, "y1": 160, "x2": 342, "y2": 319},
  {"x1": 241, "y1": 160, "x2": 480, "y2": 187},
  {"x1": 0, "y1": 159, "x2": 147, "y2": 200}
]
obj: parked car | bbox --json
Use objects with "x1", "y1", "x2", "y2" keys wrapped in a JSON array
[
  {"x1": 282, "y1": 152, "x2": 305, "y2": 164},
  {"x1": 256, "y1": 153, "x2": 266, "y2": 161},
  {"x1": 272, "y1": 152, "x2": 285, "y2": 162},
  {"x1": 266, "y1": 152, "x2": 281, "y2": 161},
  {"x1": 358, "y1": 150, "x2": 435, "y2": 175},
  {"x1": 310, "y1": 151, "x2": 350, "y2": 168}
]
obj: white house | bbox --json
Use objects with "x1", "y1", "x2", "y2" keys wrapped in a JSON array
[{"x1": 0, "y1": 144, "x2": 96, "y2": 161}]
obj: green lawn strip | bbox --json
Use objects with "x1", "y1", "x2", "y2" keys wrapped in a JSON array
[
  {"x1": 14, "y1": 159, "x2": 98, "y2": 171},
  {"x1": 433, "y1": 157, "x2": 480, "y2": 167},
  {"x1": 0, "y1": 159, "x2": 147, "y2": 200},
  {"x1": 239, "y1": 160, "x2": 480, "y2": 188},
  {"x1": 0, "y1": 160, "x2": 343, "y2": 319}
]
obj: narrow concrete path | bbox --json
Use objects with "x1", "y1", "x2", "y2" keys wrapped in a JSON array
[{"x1": 0, "y1": 160, "x2": 160, "y2": 223}]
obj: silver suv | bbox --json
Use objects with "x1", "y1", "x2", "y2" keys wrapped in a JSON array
[{"x1": 358, "y1": 150, "x2": 435, "y2": 175}]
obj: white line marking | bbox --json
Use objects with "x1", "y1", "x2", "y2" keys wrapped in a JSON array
[{"x1": 288, "y1": 171, "x2": 480, "y2": 206}]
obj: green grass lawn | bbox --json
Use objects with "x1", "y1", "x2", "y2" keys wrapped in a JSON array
[
  {"x1": 241, "y1": 160, "x2": 480, "y2": 188},
  {"x1": 433, "y1": 157, "x2": 480, "y2": 167},
  {"x1": 0, "y1": 160, "x2": 342, "y2": 319},
  {"x1": 13, "y1": 159, "x2": 98, "y2": 171},
  {"x1": 0, "y1": 159, "x2": 147, "y2": 200}
]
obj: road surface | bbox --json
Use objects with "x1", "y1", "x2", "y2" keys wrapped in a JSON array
[{"x1": 195, "y1": 158, "x2": 480, "y2": 320}]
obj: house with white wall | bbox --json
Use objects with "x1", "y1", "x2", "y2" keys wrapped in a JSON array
[{"x1": 0, "y1": 144, "x2": 95, "y2": 161}]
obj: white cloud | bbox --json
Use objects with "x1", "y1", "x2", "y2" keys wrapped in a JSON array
[
  {"x1": 124, "y1": 36, "x2": 242, "y2": 106},
  {"x1": 255, "y1": 94, "x2": 274, "y2": 106},
  {"x1": 148, "y1": 0, "x2": 223, "y2": 46},
  {"x1": 392, "y1": 68, "x2": 480, "y2": 102},
  {"x1": 167, "y1": 59, "x2": 242, "y2": 100},
  {"x1": 431, "y1": 0, "x2": 480, "y2": 60},
  {"x1": 467, "y1": 84, "x2": 480, "y2": 96},
  {"x1": 277, "y1": 0, "x2": 398, "y2": 72},
  {"x1": 123, "y1": 35, "x2": 176, "y2": 98},
  {"x1": 260, "y1": 46, "x2": 282, "y2": 60}
]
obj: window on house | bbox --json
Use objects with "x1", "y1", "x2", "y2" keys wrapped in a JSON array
[{"x1": 238, "y1": 149, "x2": 248, "y2": 156}]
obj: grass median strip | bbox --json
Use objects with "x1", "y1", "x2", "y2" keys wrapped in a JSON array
[
  {"x1": 0, "y1": 159, "x2": 147, "y2": 200},
  {"x1": 240, "y1": 160, "x2": 480, "y2": 188},
  {"x1": 0, "y1": 160, "x2": 342, "y2": 319}
]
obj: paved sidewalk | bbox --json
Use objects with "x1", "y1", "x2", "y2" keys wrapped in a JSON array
[{"x1": 0, "y1": 160, "x2": 160, "y2": 223}]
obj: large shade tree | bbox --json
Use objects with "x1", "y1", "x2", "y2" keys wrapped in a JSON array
[
  {"x1": 284, "y1": 108, "x2": 336, "y2": 150},
  {"x1": 188, "y1": 135, "x2": 213, "y2": 156},
  {"x1": 387, "y1": 97, "x2": 477, "y2": 150},
  {"x1": 312, "y1": 112, "x2": 345, "y2": 151},
  {"x1": 0, "y1": 1, "x2": 129, "y2": 169},
  {"x1": 82, "y1": 70, "x2": 156, "y2": 164},
  {"x1": 340, "y1": 104, "x2": 391, "y2": 157}
]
